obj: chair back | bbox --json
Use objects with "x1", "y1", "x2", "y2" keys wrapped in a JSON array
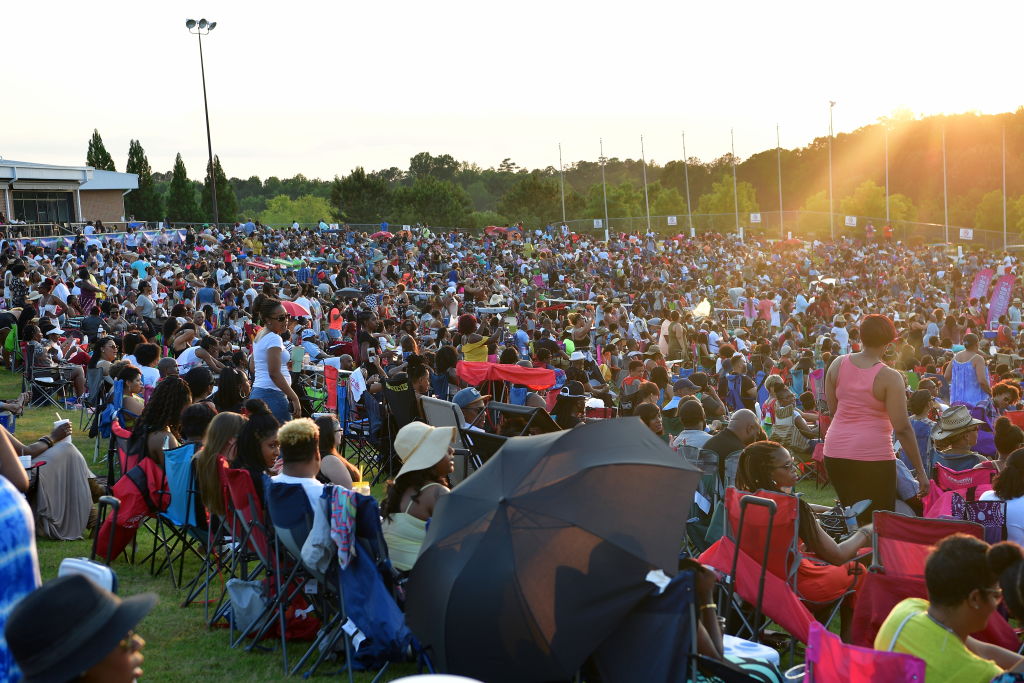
[
  {"x1": 871, "y1": 510, "x2": 984, "y2": 579},
  {"x1": 265, "y1": 481, "x2": 316, "y2": 569},
  {"x1": 429, "y1": 371, "x2": 449, "y2": 400},
  {"x1": 949, "y1": 494, "x2": 1007, "y2": 545},
  {"x1": 85, "y1": 367, "x2": 106, "y2": 409},
  {"x1": 1005, "y1": 410, "x2": 1024, "y2": 430},
  {"x1": 382, "y1": 377, "x2": 419, "y2": 432},
  {"x1": 724, "y1": 487, "x2": 800, "y2": 583},
  {"x1": 160, "y1": 443, "x2": 199, "y2": 527},
  {"x1": 805, "y1": 621, "x2": 925, "y2": 682},
  {"x1": 933, "y1": 463, "x2": 994, "y2": 492},
  {"x1": 324, "y1": 365, "x2": 338, "y2": 412},
  {"x1": 111, "y1": 420, "x2": 137, "y2": 479},
  {"x1": 422, "y1": 396, "x2": 468, "y2": 448},
  {"x1": 221, "y1": 466, "x2": 271, "y2": 563}
]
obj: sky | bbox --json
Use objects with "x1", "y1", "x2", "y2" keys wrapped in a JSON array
[{"x1": 3, "y1": 0, "x2": 1022, "y2": 180}]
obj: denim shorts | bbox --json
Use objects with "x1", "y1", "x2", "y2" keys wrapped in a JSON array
[{"x1": 249, "y1": 386, "x2": 291, "y2": 424}]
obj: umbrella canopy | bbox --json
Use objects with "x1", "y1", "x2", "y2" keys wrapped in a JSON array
[
  {"x1": 280, "y1": 300, "x2": 310, "y2": 317},
  {"x1": 405, "y1": 419, "x2": 700, "y2": 682},
  {"x1": 336, "y1": 287, "x2": 363, "y2": 299},
  {"x1": 371, "y1": 231, "x2": 394, "y2": 239}
]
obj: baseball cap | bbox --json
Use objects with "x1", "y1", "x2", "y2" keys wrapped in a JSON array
[
  {"x1": 301, "y1": 329, "x2": 317, "y2": 340},
  {"x1": 453, "y1": 387, "x2": 490, "y2": 409},
  {"x1": 673, "y1": 378, "x2": 698, "y2": 393}
]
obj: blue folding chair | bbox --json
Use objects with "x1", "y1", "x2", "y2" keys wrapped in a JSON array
[{"x1": 149, "y1": 443, "x2": 207, "y2": 587}]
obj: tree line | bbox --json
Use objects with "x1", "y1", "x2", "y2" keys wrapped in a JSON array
[{"x1": 85, "y1": 108, "x2": 1024, "y2": 233}]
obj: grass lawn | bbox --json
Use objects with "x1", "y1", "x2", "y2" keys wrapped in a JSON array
[{"x1": 4, "y1": 368, "x2": 840, "y2": 680}]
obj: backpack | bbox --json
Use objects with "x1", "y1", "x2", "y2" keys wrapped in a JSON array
[{"x1": 724, "y1": 373, "x2": 746, "y2": 411}]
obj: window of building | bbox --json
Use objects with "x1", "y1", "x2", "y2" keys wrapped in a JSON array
[{"x1": 12, "y1": 191, "x2": 75, "y2": 224}]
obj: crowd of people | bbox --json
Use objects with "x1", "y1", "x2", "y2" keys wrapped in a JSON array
[{"x1": 5, "y1": 218, "x2": 1024, "y2": 679}]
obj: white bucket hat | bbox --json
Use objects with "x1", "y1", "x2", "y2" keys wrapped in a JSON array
[{"x1": 394, "y1": 422, "x2": 456, "y2": 479}]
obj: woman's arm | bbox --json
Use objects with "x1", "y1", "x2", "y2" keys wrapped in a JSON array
[
  {"x1": 824, "y1": 358, "x2": 839, "y2": 415},
  {"x1": 196, "y1": 348, "x2": 225, "y2": 372},
  {"x1": 266, "y1": 345, "x2": 301, "y2": 417},
  {"x1": 807, "y1": 520, "x2": 872, "y2": 566},
  {"x1": 319, "y1": 454, "x2": 354, "y2": 489},
  {"x1": 885, "y1": 369, "x2": 930, "y2": 495},
  {"x1": 974, "y1": 356, "x2": 992, "y2": 395},
  {"x1": 966, "y1": 636, "x2": 1024, "y2": 670},
  {"x1": 0, "y1": 426, "x2": 30, "y2": 492}
]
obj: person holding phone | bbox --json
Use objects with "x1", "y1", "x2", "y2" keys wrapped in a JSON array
[{"x1": 250, "y1": 299, "x2": 301, "y2": 423}]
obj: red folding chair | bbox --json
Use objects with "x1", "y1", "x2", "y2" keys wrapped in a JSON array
[
  {"x1": 922, "y1": 464, "x2": 995, "y2": 518},
  {"x1": 700, "y1": 488, "x2": 848, "y2": 646},
  {"x1": 324, "y1": 365, "x2": 338, "y2": 412},
  {"x1": 1005, "y1": 410, "x2": 1024, "y2": 430},
  {"x1": 850, "y1": 511, "x2": 1017, "y2": 649},
  {"x1": 803, "y1": 621, "x2": 925, "y2": 682}
]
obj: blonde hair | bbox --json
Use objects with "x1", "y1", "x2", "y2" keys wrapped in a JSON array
[
  {"x1": 279, "y1": 418, "x2": 320, "y2": 464},
  {"x1": 195, "y1": 412, "x2": 247, "y2": 516}
]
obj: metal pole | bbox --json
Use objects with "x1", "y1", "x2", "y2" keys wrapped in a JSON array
[
  {"x1": 828, "y1": 101, "x2": 835, "y2": 241},
  {"x1": 599, "y1": 138, "x2": 609, "y2": 243},
  {"x1": 641, "y1": 135, "x2": 651, "y2": 233},
  {"x1": 942, "y1": 126, "x2": 949, "y2": 244},
  {"x1": 558, "y1": 142, "x2": 566, "y2": 224},
  {"x1": 197, "y1": 32, "x2": 218, "y2": 226},
  {"x1": 682, "y1": 132, "x2": 693, "y2": 233},
  {"x1": 884, "y1": 125, "x2": 890, "y2": 224},
  {"x1": 731, "y1": 128, "x2": 740, "y2": 237},
  {"x1": 776, "y1": 124, "x2": 784, "y2": 238},
  {"x1": 1003, "y1": 125, "x2": 1008, "y2": 250}
]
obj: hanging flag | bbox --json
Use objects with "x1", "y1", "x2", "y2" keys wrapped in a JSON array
[
  {"x1": 988, "y1": 275, "x2": 1016, "y2": 326},
  {"x1": 969, "y1": 268, "x2": 994, "y2": 300}
]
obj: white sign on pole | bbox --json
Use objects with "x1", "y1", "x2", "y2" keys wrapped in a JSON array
[
  {"x1": 593, "y1": 219, "x2": 603, "y2": 230},
  {"x1": 667, "y1": 216, "x2": 677, "y2": 226},
  {"x1": 788, "y1": 231, "x2": 792, "y2": 239},
  {"x1": 959, "y1": 228, "x2": 974, "y2": 240},
  {"x1": 689, "y1": 227, "x2": 696, "y2": 238},
  {"x1": 738, "y1": 226, "x2": 745, "y2": 241},
  {"x1": 844, "y1": 216, "x2": 857, "y2": 227},
  {"x1": 402, "y1": 225, "x2": 411, "y2": 230},
  {"x1": 750, "y1": 213, "x2": 762, "y2": 224}
]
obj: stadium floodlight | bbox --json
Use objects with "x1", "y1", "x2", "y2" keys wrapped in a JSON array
[
  {"x1": 185, "y1": 18, "x2": 197, "y2": 28},
  {"x1": 208, "y1": 22, "x2": 217, "y2": 30},
  {"x1": 184, "y1": 17, "x2": 220, "y2": 226},
  {"x1": 198, "y1": 18, "x2": 208, "y2": 29}
]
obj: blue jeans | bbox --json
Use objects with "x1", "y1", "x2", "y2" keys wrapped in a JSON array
[{"x1": 249, "y1": 386, "x2": 291, "y2": 424}]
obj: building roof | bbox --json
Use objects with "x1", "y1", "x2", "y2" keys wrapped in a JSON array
[
  {"x1": 0, "y1": 159, "x2": 138, "y2": 191},
  {"x1": 80, "y1": 169, "x2": 138, "y2": 191}
]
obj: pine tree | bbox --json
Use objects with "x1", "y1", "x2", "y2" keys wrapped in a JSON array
[
  {"x1": 166, "y1": 153, "x2": 201, "y2": 223},
  {"x1": 200, "y1": 155, "x2": 239, "y2": 224},
  {"x1": 123, "y1": 140, "x2": 163, "y2": 221},
  {"x1": 85, "y1": 129, "x2": 116, "y2": 171}
]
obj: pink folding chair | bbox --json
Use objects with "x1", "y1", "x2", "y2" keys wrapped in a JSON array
[
  {"x1": 324, "y1": 365, "x2": 338, "y2": 412},
  {"x1": 922, "y1": 464, "x2": 995, "y2": 518},
  {"x1": 804, "y1": 621, "x2": 925, "y2": 682}
]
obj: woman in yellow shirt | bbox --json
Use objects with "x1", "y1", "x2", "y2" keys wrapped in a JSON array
[
  {"x1": 457, "y1": 314, "x2": 489, "y2": 363},
  {"x1": 876, "y1": 535, "x2": 1024, "y2": 682}
]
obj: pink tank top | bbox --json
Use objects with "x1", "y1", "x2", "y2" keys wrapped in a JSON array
[{"x1": 823, "y1": 355, "x2": 895, "y2": 462}]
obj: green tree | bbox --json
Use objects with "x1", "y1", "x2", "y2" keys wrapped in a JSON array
[
  {"x1": 123, "y1": 140, "x2": 163, "y2": 220},
  {"x1": 975, "y1": 190, "x2": 1021, "y2": 233},
  {"x1": 408, "y1": 152, "x2": 459, "y2": 183},
  {"x1": 391, "y1": 176, "x2": 471, "y2": 227},
  {"x1": 583, "y1": 181, "x2": 644, "y2": 221},
  {"x1": 696, "y1": 174, "x2": 758, "y2": 231},
  {"x1": 839, "y1": 180, "x2": 917, "y2": 226},
  {"x1": 165, "y1": 154, "x2": 201, "y2": 223},
  {"x1": 650, "y1": 184, "x2": 688, "y2": 216},
  {"x1": 468, "y1": 210, "x2": 509, "y2": 231},
  {"x1": 330, "y1": 167, "x2": 392, "y2": 224},
  {"x1": 498, "y1": 172, "x2": 567, "y2": 226},
  {"x1": 200, "y1": 156, "x2": 240, "y2": 223},
  {"x1": 86, "y1": 129, "x2": 115, "y2": 171},
  {"x1": 259, "y1": 194, "x2": 335, "y2": 226},
  {"x1": 797, "y1": 190, "x2": 830, "y2": 237}
]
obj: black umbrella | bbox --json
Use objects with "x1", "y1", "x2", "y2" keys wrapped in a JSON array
[
  {"x1": 405, "y1": 418, "x2": 701, "y2": 682},
  {"x1": 336, "y1": 287, "x2": 363, "y2": 299}
]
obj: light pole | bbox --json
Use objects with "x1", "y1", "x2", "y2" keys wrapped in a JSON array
[
  {"x1": 599, "y1": 139, "x2": 610, "y2": 243},
  {"x1": 828, "y1": 101, "x2": 835, "y2": 241},
  {"x1": 186, "y1": 18, "x2": 219, "y2": 226}
]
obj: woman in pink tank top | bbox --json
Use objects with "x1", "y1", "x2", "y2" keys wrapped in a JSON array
[{"x1": 823, "y1": 315, "x2": 930, "y2": 524}]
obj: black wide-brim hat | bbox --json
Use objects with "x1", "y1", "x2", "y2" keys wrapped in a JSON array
[{"x1": 6, "y1": 574, "x2": 157, "y2": 683}]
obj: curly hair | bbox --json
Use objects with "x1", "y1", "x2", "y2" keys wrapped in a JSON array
[
  {"x1": 456, "y1": 313, "x2": 478, "y2": 336},
  {"x1": 993, "y1": 381, "x2": 1022, "y2": 404},
  {"x1": 382, "y1": 468, "x2": 446, "y2": 522},
  {"x1": 133, "y1": 376, "x2": 192, "y2": 438},
  {"x1": 735, "y1": 440, "x2": 787, "y2": 492}
]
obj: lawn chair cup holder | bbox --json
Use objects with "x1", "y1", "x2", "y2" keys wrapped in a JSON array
[{"x1": 723, "y1": 494, "x2": 776, "y2": 644}]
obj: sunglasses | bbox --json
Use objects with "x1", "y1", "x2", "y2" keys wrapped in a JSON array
[{"x1": 267, "y1": 314, "x2": 289, "y2": 322}]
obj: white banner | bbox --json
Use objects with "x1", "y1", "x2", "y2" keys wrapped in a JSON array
[
  {"x1": 844, "y1": 215, "x2": 857, "y2": 227},
  {"x1": 593, "y1": 219, "x2": 603, "y2": 229},
  {"x1": 960, "y1": 228, "x2": 974, "y2": 240},
  {"x1": 667, "y1": 215, "x2": 677, "y2": 226},
  {"x1": 750, "y1": 213, "x2": 761, "y2": 224}
]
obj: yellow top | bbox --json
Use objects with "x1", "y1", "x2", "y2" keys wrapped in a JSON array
[
  {"x1": 874, "y1": 598, "x2": 1002, "y2": 683},
  {"x1": 462, "y1": 337, "x2": 490, "y2": 363},
  {"x1": 381, "y1": 513, "x2": 427, "y2": 572}
]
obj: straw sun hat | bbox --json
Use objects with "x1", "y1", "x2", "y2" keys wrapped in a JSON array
[
  {"x1": 394, "y1": 422, "x2": 456, "y2": 479},
  {"x1": 930, "y1": 405, "x2": 989, "y2": 442}
]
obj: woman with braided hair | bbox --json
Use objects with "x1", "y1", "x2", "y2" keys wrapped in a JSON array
[
  {"x1": 130, "y1": 376, "x2": 192, "y2": 466},
  {"x1": 736, "y1": 440, "x2": 872, "y2": 640}
]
